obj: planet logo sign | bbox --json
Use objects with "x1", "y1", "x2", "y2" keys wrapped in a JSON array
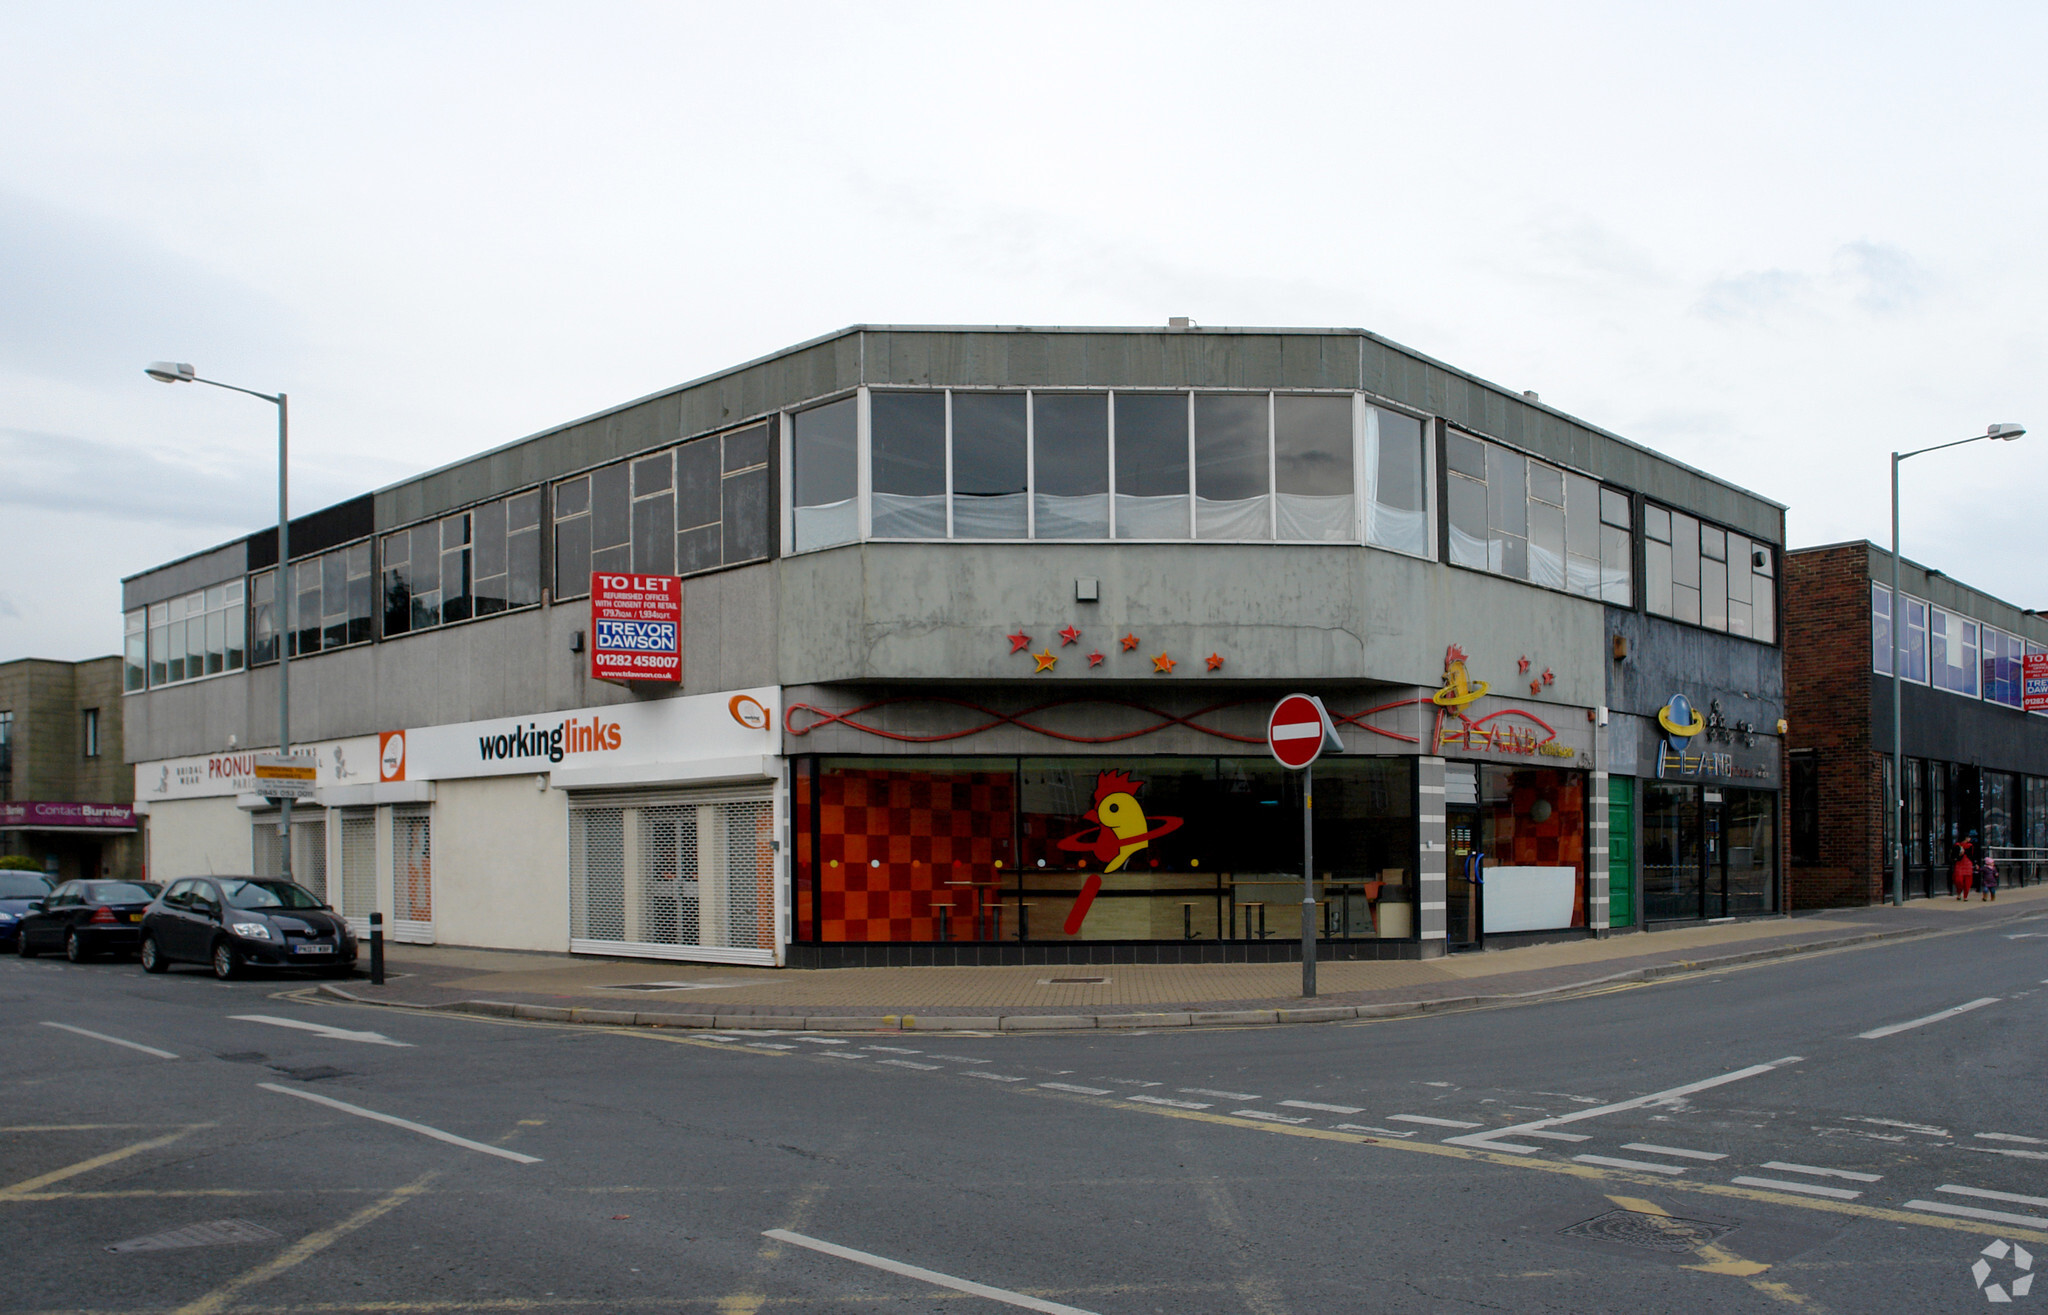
[
  {"x1": 590, "y1": 573, "x2": 682, "y2": 683},
  {"x1": 1658, "y1": 693, "x2": 1706, "y2": 752},
  {"x1": 1055, "y1": 770, "x2": 1183, "y2": 934}
]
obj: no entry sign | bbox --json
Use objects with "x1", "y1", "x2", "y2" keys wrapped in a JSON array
[{"x1": 1268, "y1": 694, "x2": 1342, "y2": 769}]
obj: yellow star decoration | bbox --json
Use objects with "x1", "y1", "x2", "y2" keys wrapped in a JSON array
[
  {"x1": 1033, "y1": 648, "x2": 1058, "y2": 672},
  {"x1": 1151, "y1": 652, "x2": 1177, "y2": 674}
]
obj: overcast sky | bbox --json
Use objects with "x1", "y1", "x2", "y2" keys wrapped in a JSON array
[{"x1": 4, "y1": 1, "x2": 2043, "y2": 662}]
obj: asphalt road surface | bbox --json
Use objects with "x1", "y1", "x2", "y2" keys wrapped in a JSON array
[{"x1": 5, "y1": 910, "x2": 2046, "y2": 1314}]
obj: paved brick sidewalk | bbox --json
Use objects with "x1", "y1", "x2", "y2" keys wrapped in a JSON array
[{"x1": 316, "y1": 883, "x2": 2047, "y2": 1030}]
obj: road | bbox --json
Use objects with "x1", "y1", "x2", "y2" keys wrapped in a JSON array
[{"x1": 5, "y1": 911, "x2": 2046, "y2": 1314}]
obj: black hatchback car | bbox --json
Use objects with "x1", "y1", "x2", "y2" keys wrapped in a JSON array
[
  {"x1": 141, "y1": 877, "x2": 357, "y2": 980},
  {"x1": 15, "y1": 880, "x2": 162, "y2": 961}
]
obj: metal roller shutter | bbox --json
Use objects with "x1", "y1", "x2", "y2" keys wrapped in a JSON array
[{"x1": 569, "y1": 787, "x2": 776, "y2": 965}]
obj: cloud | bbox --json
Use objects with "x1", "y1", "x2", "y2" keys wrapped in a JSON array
[
  {"x1": 1833, "y1": 240, "x2": 1927, "y2": 313},
  {"x1": 1692, "y1": 268, "x2": 1810, "y2": 321},
  {"x1": 0, "y1": 425, "x2": 272, "y2": 528}
]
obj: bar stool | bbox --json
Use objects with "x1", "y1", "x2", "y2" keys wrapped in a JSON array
[
  {"x1": 1179, "y1": 902, "x2": 1200, "y2": 940},
  {"x1": 930, "y1": 901, "x2": 954, "y2": 942}
]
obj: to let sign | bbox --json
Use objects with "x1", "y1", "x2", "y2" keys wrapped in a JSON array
[
  {"x1": 1268, "y1": 694, "x2": 1342, "y2": 769},
  {"x1": 591, "y1": 574, "x2": 682, "y2": 683},
  {"x1": 2025, "y1": 652, "x2": 2048, "y2": 713}
]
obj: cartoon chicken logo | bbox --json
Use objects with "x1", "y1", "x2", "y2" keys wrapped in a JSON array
[{"x1": 1054, "y1": 770, "x2": 1183, "y2": 934}]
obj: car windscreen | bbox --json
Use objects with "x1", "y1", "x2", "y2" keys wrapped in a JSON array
[
  {"x1": 0, "y1": 875, "x2": 51, "y2": 899},
  {"x1": 85, "y1": 882, "x2": 160, "y2": 904},
  {"x1": 219, "y1": 879, "x2": 325, "y2": 910}
]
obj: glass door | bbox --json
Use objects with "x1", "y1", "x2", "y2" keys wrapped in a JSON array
[
  {"x1": 1446, "y1": 804, "x2": 1481, "y2": 948},
  {"x1": 1643, "y1": 782, "x2": 1702, "y2": 921},
  {"x1": 1704, "y1": 790, "x2": 1727, "y2": 918}
]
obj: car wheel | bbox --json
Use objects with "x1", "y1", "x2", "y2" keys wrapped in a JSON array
[
  {"x1": 140, "y1": 935, "x2": 169, "y2": 974},
  {"x1": 211, "y1": 940, "x2": 241, "y2": 981},
  {"x1": 18, "y1": 928, "x2": 39, "y2": 958},
  {"x1": 65, "y1": 929, "x2": 91, "y2": 963}
]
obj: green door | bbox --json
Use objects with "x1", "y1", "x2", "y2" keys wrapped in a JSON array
[{"x1": 1608, "y1": 777, "x2": 1636, "y2": 929}]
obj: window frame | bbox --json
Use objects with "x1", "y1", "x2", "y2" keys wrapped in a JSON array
[
  {"x1": 1638, "y1": 498, "x2": 1780, "y2": 645},
  {"x1": 138, "y1": 580, "x2": 248, "y2": 687},
  {"x1": 1440, "y1": 425, "x2": 1638, "y2": 610},
  {"x1": 382, "y1": 487, "x2": 547, "y2": 640}
]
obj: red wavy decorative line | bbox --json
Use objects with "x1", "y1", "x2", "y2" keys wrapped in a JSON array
[{"x1": 784, "y1": 696, "x2": 1420, "y2": 746}]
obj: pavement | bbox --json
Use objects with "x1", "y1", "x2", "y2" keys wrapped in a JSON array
[{"x1": 325, "y1": 882, "x2": 2048, "y2": 1029}]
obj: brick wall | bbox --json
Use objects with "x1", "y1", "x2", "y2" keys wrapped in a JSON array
[{"x1": 1783, "y1": 547, "x2": 1883, "y2": 906}]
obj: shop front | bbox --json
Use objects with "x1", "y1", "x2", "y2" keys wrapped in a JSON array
[{"x1": 1635, "y1": 693, "x2": 1782, "y2": 922}]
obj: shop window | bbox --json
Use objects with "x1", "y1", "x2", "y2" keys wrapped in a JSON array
[
  {"x1": 145, "y1": 581, "x2": 246, "y2": 684},
  {"x1": 255, "y1": 810, "x2": 327, "y2": 901},
  {"x1": 1446, "y1": 429, "x2": 1631, "y2": 604},
  {"x1": 1475, "y1": 766, "x2": 1586, "y2": 932},
  {"x1": 1645, "y1": 501, "x2": 1777, "y2": 641},
  {"x1": 1033, "y1": 393, "x2": 1111, "y2": 539},
  {"x1": 1114, "y1": 393, "x2": 1191, "y2": 539},
  {"x1": 1982, "y1": 771, "x2": 2016, "y2": 850},
  {"x1": 572, "y1": 791, "x2": 775, "y2": 962},
  {"x1": 385, "y1": 491, "x2": 541, "y2": 632},
  {"x1": 790, "y1": 396, "x2": 859, "y2": 552}
]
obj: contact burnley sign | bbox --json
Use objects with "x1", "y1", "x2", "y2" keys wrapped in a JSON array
[
  {"x1": 591, "y1": 573, "x2": 682, "y2": 683},
  {"x1": 0, "y1": 801, "x2": 138, "y2": 831}
]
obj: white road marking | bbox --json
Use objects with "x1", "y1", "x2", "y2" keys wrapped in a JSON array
[
  {"x1": 926, "y1": 1055, "x2": 991, "y2": 1064},
  {"x1": 961, "y1": 1072, "x2": 1027, "y2": 1083},
  {"x1": 864, "y1": 1046, "x2": 922, "y2": 1054},
  {"x1": 1907, "y1": 1200, "x2": 2048, "y2": 1229},
  {"x1": 1622, "y1": 1143, "x2": 1727, "y2": 1161},
  {"x1": 230, "y1": 1015, "x2": 411, "y2": 1048},
  {"x1": 1517, "y1": 1130, "x2": 1591, "y2": 1143},
  {"x1": 877, "y1": 1059, "x2": 939, "y2": 1070},
  {"x1": 1280, "y1": 1100, "x2": 1364, "y2": 1115},
  {"x1": 1575, "y1": 1154, "x2": 1686, "y2": 1175},
  {"x1": 792, "y1": 1037, "x2": 849, "y2": 1045},
  {"x1": 1129, "y1": 1095, "x2": 1210, "y2": 1110},
  {"x1": 1335, "y1": 1125, "x2": 1415, "y2": 1138},
  {"x1": 1965, "y1": 1146, "x2": 2048, "y2": 1162},
  {"x1": 1761, "y1": 1161, "x2": 1882, "y2": 1183},
  {"x1": 258, "y1": 1083, "x2": 539, "y2": 1163},
  {"x1": 765, "y1": 1228, "x2": 1100, "y2": 1315},
  {"x1": 1978, "y1": 1133, "x2": 2048, "y2": 1146},
  {"x1": 1731, "y1": 1176, "x2": 1860, "y2": 1200},
  {"x1": 1039, "y1": 1083, "x2": 1112, "y2": 1096},
  {"x1": 746, "y1": 1043, "x2": 797, "y2": 1051},
  {"x1": 40, "y1": 1022, "x2": 177, "y2": 1060},
  {"x1": 1847, "y1": 1116, "x2": 1949, "y2": 1137},
  {"x1": 1388, "y1": 1114, "x2": 1484, "y2": 1129},
  {"x1": 1233, "y1": 1110, "x2": 1312, "y2": 1125},
  {"x1": 822, "y1": 1052, "x2": 866, "y2": 1060},
  {"x1": 1857, "y1": 997, "x2": 2001, "y2": 1040},
  {"x1": 1181, "y1": 1088, "x2": 1260, "y2": 1101},
  {"x1": 1940, "y1": 1184, "x2": 2048, "y2": 1210},
  {"x1": 1446, "y1": 1056, "x2": 1804, "y2": 1152}
]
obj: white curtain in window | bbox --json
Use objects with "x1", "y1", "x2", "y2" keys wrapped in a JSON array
[
  {"x1": 1277, "y1": 493, "x2": 1354, "y2": 542},
  {"x1": 1033, "y1": 492, "x2": 1110, "y2": 539},
  {"x1": 1196, "y1": 495, "x2": 1271, "y2": 539},
  {"x1": 1527, "y1": 543, "x2": 1566, "y2": 590},
  {"x1": 1361, "y1": 407, "x2": 1429, "y2": 556},
  {"x1": 1114, "y1": 493, "x2": 1189, "y2": 539},
  {"x1": 793, "y1": 499, "x2": 858, "y2": 553},
  {"x1": 1448, "y1": 524, "x2": 1489, "y2": 569},
  {"x1": 952, "y1": 492, "x2": 1027, "y2": 538},
  {"x1": 869, "y1": 493, "x2": 947, "y2": 539}
]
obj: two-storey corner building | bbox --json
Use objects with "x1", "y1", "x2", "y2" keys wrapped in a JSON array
[
  {"x1": 0, "y1": 656, "x2": 139, "y2": 881},
  {"x1": 1783, "y1": 543, "x2": 2048, "y2": 906},
  {"x1": 122, "y1": 324, "x2": 1787, "y2": 967}
]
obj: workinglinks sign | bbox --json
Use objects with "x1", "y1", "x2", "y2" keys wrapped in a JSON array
[
  {"x1": 380, "y1": 686, "x2": 781, "y2": 783},
  {"x1": 591, "y1": 573, "x2": 681, "y2": 683}
]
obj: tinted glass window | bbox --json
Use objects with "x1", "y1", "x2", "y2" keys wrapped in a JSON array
[
  {"x1": 0, "y1": 875, "x2": 49, "y2": 898},
  {"x1": 792, "y1": 397, "x2": 859, "y2": 552},
  {"x1": 951, "y1": 393, "x2": 1028, "y2": 539},
  {"x1": 1113, "y1": 393, "x2": 1189, "y2": 539},
  {"x1": 1032, "y1": 393, "x2": 1108, "y2": 539},
  {"x1": 85, "y1": 882, "x2": 158, "y2": 903},
  {"x1": 220, "y1": 880, "x2": 324, "y2": 910},
  {"x1": 1193, "y1": 394, "x2": 1269, "y2": 539}
]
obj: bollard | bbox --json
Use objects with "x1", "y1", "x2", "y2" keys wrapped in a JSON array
[{"x1": 369, "y1": 911, "x2": 385, "y2": 986}]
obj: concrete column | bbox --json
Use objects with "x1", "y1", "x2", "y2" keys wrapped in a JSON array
[
  {"x1": 620, "y1": 807, "x2": 642, "y2": 944},
  {"x1": 698, "y1": 805, "x2": 728, "y2": 947},
  {"x1": 1417, "y1": 756, "x2": 1447, "y2": 950},
  {"x1": 1588, "y1": 770, "x2": 1610, "y2": 933}
]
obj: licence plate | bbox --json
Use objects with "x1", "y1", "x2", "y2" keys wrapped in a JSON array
[
  {"x1": 129, "y1": 913, "x2": 143, "y2": 922},
  {"x1": 292, "y1": 943, "x2": 334, "y2": 955}
]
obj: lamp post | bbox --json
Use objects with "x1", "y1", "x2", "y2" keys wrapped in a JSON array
[
  {"x1": 1890, "y1": 422, "x2": 2025, "y2": 906},
  {"x1": 145, "y1": 362, "x2": 294, "y2": 886}
]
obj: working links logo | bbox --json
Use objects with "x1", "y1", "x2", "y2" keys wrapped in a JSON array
[{"x1": 1971, "y1": 1238, "x2": 2034, "y2": 1303}]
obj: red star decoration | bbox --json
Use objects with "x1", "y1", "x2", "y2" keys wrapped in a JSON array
[
  {"x1": 1530, "y1": 680, "x2": 1543, "y2": 696},
  {"x1": 1205, "y1": 653, "x2": 1225, "y2": 671},
  {"x1": 1152, "y1": 652, "x2": 1177, "y2": 674},
  {"x1": 1008, "y1": 632, "x2": 1032, "y2": 654},
  {"x1": 1120, "y1": 633, "x2": 1140, "y2": 652},
  {"x1": 1058, "y1": 625, "x2": 1081, "y2": 646},
  {"x1": 1517, "y1": 655, "x2": 1531, "y2": 674},
  {"x1": 1033, "y1": 649, "x2": 1058, "y2": 672},
  {"x1": 1541, "y1": 667, "x2": 1555, "y2": 686},
  {"x1": 1086, "y1": 651, "x2": 1105, "y2": 667}
]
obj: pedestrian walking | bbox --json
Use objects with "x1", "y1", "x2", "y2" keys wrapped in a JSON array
[
  {"x1": 1951, "y1": 832, "x2": 1977, "y2": 901},
  {"x1": 1979, "y1": 846, "x2": 1999, "y2": 902}
]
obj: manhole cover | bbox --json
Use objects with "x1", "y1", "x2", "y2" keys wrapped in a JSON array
[
  {"x1": 109, "y1": 1219, "x2": 282, "y2": 1252},
  {"x1": 1041, "y1": 977, "x2": 1108, "y2": 985},
  {"x1": 1559, "y1": 1209, "x2": 1733, "y2": 1253}
]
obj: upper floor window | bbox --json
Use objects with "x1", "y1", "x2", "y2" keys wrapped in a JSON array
[
  {"x1": 82, "y1": 708, "x2": 99, "y2": 758},
  {"x1": 555, "y1": 426, "x2": 771, "y2": 598},
  {"x1": 1930, "y1": 606, "x2": 1980, "y2": 697},
  {"x1": 848, "y1": 388, "x2": 1430, "y2": 552},
  {"x1": 1446, "y1": 430, "x2": 1631, "y2": 605},
  {"x1": 123, "y1": 609, "x2": 146, "y2": 692},
  {"x1": 0, "y1": 710, "x2": 12, "y2": 777},
  {"x1": 1644, "y1": 503, "x2": 1775, "y2": 641},
  {"x1": 1871, "y1": 583, "x2": 1930, "y2": 683},
  {"x1": 385, "y1": 490, "x2": 541, "y2": 635},
  {"x1": 140, "y1": 583, "x2": 245, "y2": 687},
  {"x1": 1983, "y1": 625, "x2": 2027, "y2": 708}
]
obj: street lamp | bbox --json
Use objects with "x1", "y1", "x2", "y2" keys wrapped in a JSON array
[
  {"x1": 146, "y1": 362, "x2": 295, "y2": 887},
  {"x1": 1890, "y1": 422, "x2": 2025, "y2": 906}
]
